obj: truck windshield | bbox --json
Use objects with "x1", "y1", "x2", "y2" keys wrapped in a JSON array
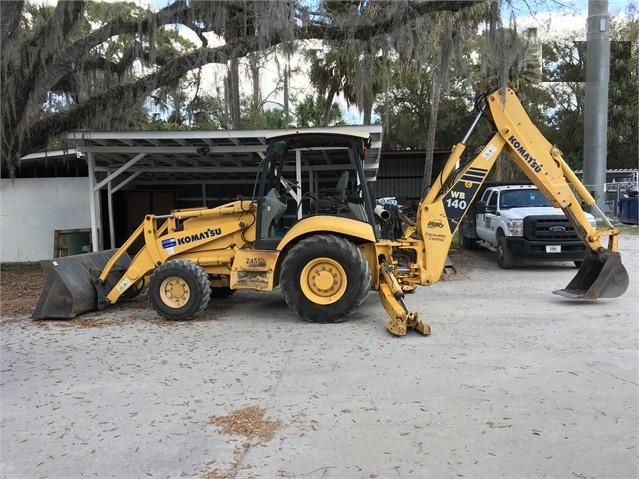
[{"x1": 500, "y1": 189, "x2": 552, "y2": 209}]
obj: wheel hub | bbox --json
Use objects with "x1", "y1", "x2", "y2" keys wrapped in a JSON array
[
  {"x1": 313, "y1": 269, "x2": 335, "y2": 291},
  {"x1": 301, "y1": 258, "x2": 347, "y2": 304},
  {"x1": 159, "y1": 276, "x2": 190, "y2": 308}
]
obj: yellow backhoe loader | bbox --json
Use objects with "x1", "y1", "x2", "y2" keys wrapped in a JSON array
[{"x1": 33, "y1": 89, "x2": 629, "y2": 336}]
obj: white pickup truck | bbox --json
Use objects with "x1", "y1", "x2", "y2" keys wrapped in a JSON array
[{"x1": 459, "y1": 184, "x2": 597, "y2": 268}]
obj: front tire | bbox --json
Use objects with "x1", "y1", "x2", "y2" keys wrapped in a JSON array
[
  {"x1": 148, "y1": 260, "x2": 210, "y2": 321},
  {"x1": 497, "y1": 236, "x2": 514, "y2": 269},
  {"x1": 280, "y1": 234, "x2": 370, "y2": 323}
]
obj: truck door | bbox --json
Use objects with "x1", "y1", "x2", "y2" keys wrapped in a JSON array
[{"x1": 475, "y1": 190, "x2": 498, "y2": 240}]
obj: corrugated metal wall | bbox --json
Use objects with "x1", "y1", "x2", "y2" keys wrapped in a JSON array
[{"x1": 376, "y1": 150, "x2": 451, "y2": 200}]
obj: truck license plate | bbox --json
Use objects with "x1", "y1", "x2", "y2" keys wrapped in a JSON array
[{"x1": 546, "y1": 245, "x2": 561, "y2": 253}]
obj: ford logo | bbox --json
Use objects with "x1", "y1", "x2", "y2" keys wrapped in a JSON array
[{"x1": 549, "y1": 225, "x2": 566, "y2": 232}]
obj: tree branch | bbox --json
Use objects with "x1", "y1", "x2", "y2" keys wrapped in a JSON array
[{"x1": 4, "y1": 0, "x2": 484, "y2": 173}]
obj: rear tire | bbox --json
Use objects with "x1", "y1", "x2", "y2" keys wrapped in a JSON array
[
  {"x1": 280, "y1": 234, "x2": 370, "y2": 323},
  {"x1": 497, "y1": 236, "x2": 514, "y2": 269},
  {"x1": 148, "y1": 260, "x2": 210, "y2": 321},
  {"x1": 574, "y1": 261, "x2": 583, "y2": 268}
]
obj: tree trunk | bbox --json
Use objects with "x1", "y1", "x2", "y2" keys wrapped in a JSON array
[
  {"x1": 249, "y1": 51, "x2": 260, "y2": 110},
  {"x1": 283, "y1": 61, "x2": 290, "y2": 126},
  {"x1": 228, "y1": 57, "x2": 241, "y2": 129},
  {"x1": 322, "y1": 87, "x2": 337, "y2": 126},
  {"x1": 421, "y1": 70, "x2": 441, "y2": 197},
  {"x1": 362, "y1": 82, "x2": 373, "y2": 125}
]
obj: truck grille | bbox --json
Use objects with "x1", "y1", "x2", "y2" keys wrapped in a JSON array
[{"x1": 525, "y1": 216, "x2": 580, "y2": 241}]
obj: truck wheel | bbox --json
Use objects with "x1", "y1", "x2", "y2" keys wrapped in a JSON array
[
  {"x1": 148, "y1": 260, "x2": 210, "y2": 321},
  {"x1": 460, "y1": 234, "x2": 476, "y2": 250},
  {"x1": 497, "y1": 236, "x2": 514, "y2": 269},
  {"x1": 280, "y1": 234, "x2": 370, "y2": 323}
]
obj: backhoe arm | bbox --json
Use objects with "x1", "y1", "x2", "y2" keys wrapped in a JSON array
[
  {"x1": 409, "y1": 132, "x2": 506, "y2": 286},
  {"x1": 487, "y1": 88, "x2": 629, "y2": 299},
  {"x1": 410, "y1": 88, "x2": 628, "y2": 301}
]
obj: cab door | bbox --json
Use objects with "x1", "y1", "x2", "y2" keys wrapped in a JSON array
[{"x1": 475, "y1": 190, "x2": 498, "y2": 241}]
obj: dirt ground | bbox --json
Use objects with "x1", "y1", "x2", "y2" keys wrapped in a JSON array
[
  {"x1": 0, "y1": 263, "x2": 44, "y2": 317},
  {"x1": 1, "y1": 239, "x2": 637, "y2": 479}
]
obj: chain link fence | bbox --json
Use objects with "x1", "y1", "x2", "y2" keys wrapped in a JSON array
[{"x1": 580, "y1": 182, "x2": 638, "y2": 220}]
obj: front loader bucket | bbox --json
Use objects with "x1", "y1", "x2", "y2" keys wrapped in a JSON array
[
  {"x1": 553, "y1": 250, "x2": 629, "y2": 300},
  {"x1": 32, "y1": 249, "x2": 131, "y2": 319}
]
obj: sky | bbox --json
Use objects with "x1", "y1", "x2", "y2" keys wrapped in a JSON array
[{"x1": 507, "y1": 0, "x2": 634, "y2": 40}]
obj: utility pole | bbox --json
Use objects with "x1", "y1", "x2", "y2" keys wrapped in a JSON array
[{"x1": 582, "y1": 0, "x2": 610, "y2": 210}]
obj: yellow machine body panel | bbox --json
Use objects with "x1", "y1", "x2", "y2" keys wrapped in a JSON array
[
  {"x1": 230, "y1": 249, "x2": 279, "y2": 291},
  {"x1": 276, "y1": 215, "x2": 377, "y2": 253},
  {"x1": 101, "y1": 200, "x2": 257, "y2": 305}
]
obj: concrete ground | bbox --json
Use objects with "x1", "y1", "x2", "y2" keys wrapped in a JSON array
[{"x1": 1, "y1": 234, "x2": 637, "y2": 479}]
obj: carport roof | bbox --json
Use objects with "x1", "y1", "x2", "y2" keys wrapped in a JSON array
[{"x1": 64, "y1": 125, "x2": 383, "y2": 184}]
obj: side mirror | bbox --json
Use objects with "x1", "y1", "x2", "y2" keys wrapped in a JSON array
[{"x1": 475, "y1": 200, "x2": 487, "y2": 214}]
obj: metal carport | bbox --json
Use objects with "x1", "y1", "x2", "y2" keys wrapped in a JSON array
[{"x1": 65, "y1": 125, "x2": 383, "y2": 251}]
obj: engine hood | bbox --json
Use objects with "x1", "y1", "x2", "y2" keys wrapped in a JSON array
[{"x1": 500, "y1": 206, "x2": 596, "y2": 221}]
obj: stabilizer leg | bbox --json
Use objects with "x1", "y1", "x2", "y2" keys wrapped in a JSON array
[{"x1": 379, "y1": 262, "x2": 430, "y2": 337}]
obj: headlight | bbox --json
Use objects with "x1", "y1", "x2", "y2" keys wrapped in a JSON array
[{"x1": 506, "y1": 219, "x2": 523, "y2": 236}]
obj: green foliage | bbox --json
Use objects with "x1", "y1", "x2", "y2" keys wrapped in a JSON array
[
  {"x1": 295, "y1": 94, "x2": 344, "y2": 128},
  {"x1": 540, "y1": 13, "x2": 638, "y2": 171},
  {"x1": 4, "y1": 0, "x2": 635, "y2": 183},
  {"x1": 608, "y1": 15, "x2": 638, "y2": 169},
  {"x1": 240, "y1": 98, "x2": 289, "y2": 129},
  {"x1": 374, "y1": 62, "x2": 477, "y2": 151},
  {"x1": 189, "y1": 95, "x2": 230, "y2": 130}
]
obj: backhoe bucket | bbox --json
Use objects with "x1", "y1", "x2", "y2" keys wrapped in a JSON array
[
  {"x1": 553, "y1": 250, "x2": 629, "y2": 300},
  {"x1": 32, "y1": 249, "x2": 131, "y2": 319}
]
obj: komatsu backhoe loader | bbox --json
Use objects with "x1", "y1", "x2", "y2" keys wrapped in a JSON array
[{"x1": 33, "y1": 88, "x2": 629, "y2": 336}]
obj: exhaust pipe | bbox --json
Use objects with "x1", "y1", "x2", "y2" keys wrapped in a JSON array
[
  {"x1": 32, "y1": 249, "x2": 131, "y2": 319},
  {"x1": 553, "y1": 250, "x2": 629, "y2": 299},
  {"x1": 374, "y1": 205, "x2": 391, "y2": 221}
]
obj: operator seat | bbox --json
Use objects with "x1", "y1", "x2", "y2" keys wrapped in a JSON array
[
  {"x1": 313, "y1": 171, "x2": 349, "y2": 211},
  {"x1": 260, "y1": 188, "x2": 288, "y2": 238}
]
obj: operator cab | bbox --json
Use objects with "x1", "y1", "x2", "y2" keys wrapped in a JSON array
[{"x1": 254, "y1": 131, "x2": 377, "y2": 249}]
